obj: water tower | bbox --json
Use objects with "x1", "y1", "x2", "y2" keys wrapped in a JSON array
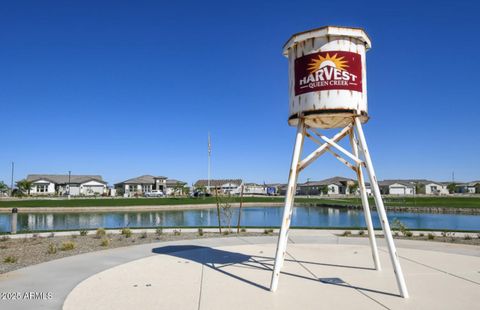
[{"x1": 270, "y1": 26, "x2": 409, "y2": 298}]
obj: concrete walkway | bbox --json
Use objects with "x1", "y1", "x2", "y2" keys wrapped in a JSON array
[{"x1": 1, "y1": 230, "x2": 479, "y2": 310}]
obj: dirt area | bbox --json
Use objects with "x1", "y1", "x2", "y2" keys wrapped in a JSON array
[
  {"x1": 0, "y1": 230, "x2": 274, "y2": 274},
  {"x1": 338, "y1": 230, "x2": 480, "y2": 246}
]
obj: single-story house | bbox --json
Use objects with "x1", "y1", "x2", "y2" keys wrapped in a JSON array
[
  {"x1": 194, "y1": 179, "x2": 243, "y2": 195},
  {"x1": 422, "y1": 181, "x2": 449, "y2": 195},
  {"x1": 454, "y1": 181, "x2": 480, "y2": 194},
  {"x1": 379, "y1": 179, "x2": 449, "y2": 195},
  {"x1": 379, "y1": 180, "x2": 415, "y2": 195},
  {"x1": 165, "y1": 179, "x2": 188, "y2": 196},
  {"x1": 115, "y1": 175, "x2": 167, "y2": 196},
  {"x1": 114, "y1": 175, "x2": 186, "y2": 196},
  {"x1": 298, "y1": 176, "x2": 355, "y2": 195},
  {"x1": 25, "y1": 174, "x2": 107, "y2": 196},
  {"x1": 243, "y1": 183, "x2": 266, "y2": 195},
  {"x1": 469, "y1": 181, "x2": 480, "y2": 194}
]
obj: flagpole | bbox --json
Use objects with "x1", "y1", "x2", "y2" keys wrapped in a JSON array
[{"x1": 208, "y1": 133, "x2": 211, "y2": 193}]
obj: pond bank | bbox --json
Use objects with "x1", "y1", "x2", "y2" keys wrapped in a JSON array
[{"x1": 0, "y1": 201, "x2": 479, "y2": 214}]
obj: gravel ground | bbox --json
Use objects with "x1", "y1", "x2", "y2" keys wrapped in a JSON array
[
  {"x1": 338, "y1": 231, "x2": 480, "y2": 246},
  {"x1": 0, "y1": 230, "x2": 274, "y2": 274}
]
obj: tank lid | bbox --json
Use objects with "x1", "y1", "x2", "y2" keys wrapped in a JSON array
[{"x1": 283, "y1": 26, "x2": 371, "y2": 56}]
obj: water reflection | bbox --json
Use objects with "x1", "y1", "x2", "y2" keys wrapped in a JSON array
[{"x1": 0, "y1": 206, "x2": 479, "y2": 232}]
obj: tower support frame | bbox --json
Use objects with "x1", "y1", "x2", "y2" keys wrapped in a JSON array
[{"x1": 270, "y1": 116, "x2": 409, "y2": 298}]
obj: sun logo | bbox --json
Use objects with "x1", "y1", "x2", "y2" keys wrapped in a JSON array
[{"x1": 307, "y1": 53, "x2": 349, "y2": 74}]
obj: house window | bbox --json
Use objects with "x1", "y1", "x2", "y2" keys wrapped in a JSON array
[{"x1": 37, "y1": 184, "x2": 48, "y2": 193}]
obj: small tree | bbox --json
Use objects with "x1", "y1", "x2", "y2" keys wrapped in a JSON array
[
  {"x1": 214, "y1": 189, "x2": 234, "y2": 233},
  {"x1": 0, "y1": 181, "x2": 9, "y2": 195},
  {"x1": 319, "y1": 185, "x2": 329, "y2": 195},
  {"x1": 415, "y1": 182, "x2": 426, "y2": 195},
  {"x1": 447, "y1": 183, "x2": 456, "y2": 194},
  {"x1": 16, "y1": 179, "x2": 33, "y2": 196},
  {"x1": 348, "y1": 181, "x2": 359, "y2": 195}
]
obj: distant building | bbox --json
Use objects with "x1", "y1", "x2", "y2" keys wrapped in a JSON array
[
  {"x1": 454, "y1": 181, "x2": 480, "y2": 194},
  {"x1": 469, "y1": 181, "x2": 480, "y2": 194},
  {"x1": 379, "y1": 179, "x2": 449, "y2": 195},
  {"x1": 194, "y1": 179, "x2": 243, "y2": 195},
  {"x1": 115, "y1": 175, "x2": 167, "y2": 196},
  {"x1": 25, "y1": 174, "x2": 107, "y2": 196},
  {"x1": 243, "y1": 183, "x2": 266, "y2": 195},
  {"x1": 298, "y1": 176, "x2": 355, "y2": 195},
  {"x1": 422, "y1": 181, "x2": 449, "y2": 195},
  {"x1": 265, "y1": 183, "x2": 284, "y2": 195},
  {"x1": 379, "y1": 180, "x2": 415, "y2": 195},
  {"x1": 165, "y1": 179, "x2": 188, "y2": 196},
  {"x1": 114, "y1": 175, "x2": 186, "y2": 196}
]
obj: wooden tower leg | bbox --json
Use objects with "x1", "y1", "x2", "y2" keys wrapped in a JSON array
[
  {"x1": 354, "y1": 117, "x2": 409, "y2": 298},
  {"x1": 270, "y1": 119, "x2": 305, "y2": 292},
  {"x1": 349, "y1": 129, "x2": 381, "y2": 271}
]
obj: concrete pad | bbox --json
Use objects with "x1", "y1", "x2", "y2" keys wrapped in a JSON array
[
  {"x1": 2, "y1": 232, "x2": 479, "y2": 310},
  {"x1": 64, "y1": 251, "x2": 203, "y2": 310},
  {"x1": 63, "y1": 240, "x2": 480, "y2": 310}
]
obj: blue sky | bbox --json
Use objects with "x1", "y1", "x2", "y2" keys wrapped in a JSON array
[{"x1": 0, "y1": 0, "x2": 478, "y2": 186}]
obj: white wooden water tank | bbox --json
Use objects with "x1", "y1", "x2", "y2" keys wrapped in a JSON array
[{"x1": 284, "y1": 26, "x2": 371, "y2": 129}]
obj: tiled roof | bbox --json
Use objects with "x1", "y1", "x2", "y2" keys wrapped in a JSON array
[
  {"x1": 116, "y1": 175, "x2": 167, "y2": 185},
  {"x1": 194, "y1": 179, "x2": 242, "y2": 187},
  {"x1": 26, "y1": 174, "x2": 106, "y2": 184}
]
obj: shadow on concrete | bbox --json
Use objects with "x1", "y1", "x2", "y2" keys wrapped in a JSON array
[
  {"x1": 152, "y1": 245, "x2": 399, "y2": 297},
  {"x1": 152, "y1": 245, "x2": 270, "y2": 290}
]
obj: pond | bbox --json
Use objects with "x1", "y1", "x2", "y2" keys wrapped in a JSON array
[{"x1": 0, "y1": 206, "x2": 479, "y2": 232}]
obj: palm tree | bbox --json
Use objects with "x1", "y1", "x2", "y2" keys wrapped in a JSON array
[
  {"x1": 0, "y1": 181, "x2": 8, "y2": 194},
  {"x1": 349, "y1": 181, "x2": 359, "y2": 195},
  {"x1": 16, "y1": 179, "x2": 33, "y2": 196}
]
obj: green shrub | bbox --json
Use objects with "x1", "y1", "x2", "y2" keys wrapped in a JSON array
[
  {"x1": 47, "y1": 243, "x2": 57, "y2": 254},
  {"x1": 96, "y1": 228, "x2": 106, "y2": 238},
  {"x1": 240, "y1": 228, "x2": 246, "y2": 233},
  {"x1": 3, "y1": 255, "x2": 17, "y2": 263},
  {"x1": 405, "y1": 231, "x2": 413, "y2": 237},
  {"x1": 60, "y1": 241, "x2": 75, "y2": 251},
  {"x1": 263, "y1": 229, "x2": 274, "y2": 235},
  {"x1": 392, "y1": 219, "x2": 411, "y2": 237},
  {"x1": 342, "y1": 231, "x2": 352, "y2": 237},
  {"x1": 100, "y1": 239, "x2": 110, "y2": 247},
  {"x1": 155, "y1": 227, "x2": 163, "y2": 235},
  {"x1": 173, "y1": 229, "x2": 181, "y2": 236},
  {"x1": 427, "y1": 233, "x2": 435, "y2": 240},
  {"x1": 79, "y1": 230, "x2": 88, "y2": 236},
  {"x1": 140, "y1": 232, "x2": 147, "y2": 239},
  {"x1": 121, "y1": 228, "x2": 132, "y2": 238},
  {"x1": 198, "y1": 228, "x2": 204, "y2": 236},
  {"x1": 419, "y1": 233, "x2": 425, "y2": 237},
  {"x1": 358, "y1": 230, "x2": 365, "y2": 236}
]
